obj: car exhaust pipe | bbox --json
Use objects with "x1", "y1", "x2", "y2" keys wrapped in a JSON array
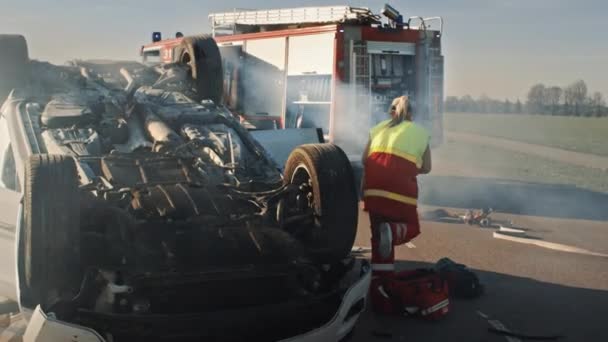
[{"x1": 139, "y1": 107, "x2": 183, "y2": 152}]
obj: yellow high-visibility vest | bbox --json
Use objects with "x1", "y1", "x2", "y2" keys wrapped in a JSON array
[{"x1": 368, "y1": 120, "x2": 430, "y2": 168}]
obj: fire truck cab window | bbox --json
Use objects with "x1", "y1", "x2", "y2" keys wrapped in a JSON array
[{"x1": 143, "y1": 50, "x2": 162, "y2": 65}]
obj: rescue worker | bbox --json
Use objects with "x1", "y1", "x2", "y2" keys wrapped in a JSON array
[{"x1": 361, "y1": 95, "x2": 432, "y2": 314}]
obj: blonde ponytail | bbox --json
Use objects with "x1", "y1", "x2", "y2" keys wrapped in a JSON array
[{"x1": 389, "y1": 96, "x2": 410, "y2": 127}]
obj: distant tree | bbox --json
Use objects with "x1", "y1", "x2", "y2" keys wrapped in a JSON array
[
  {"x1": 526, "y1": 83, "x2": 546, "y2": 114},
  {"x1": 445, "y1": 96, "x2": 460, "y2": 112},
  {"x1": 478, "y1": 94, "x2": 491, "y2": 113},
  {"x1": 515, "y1": 99, "x2": 523, "y2": 114},
  {"x1": 544, "y1": 86, "x2": 563, "y2": 115},
  {"x1": 460, "y1": 95, "x2": 476, "y2": 113},
  {"x1": 590, "y1": 92, "x2": 606, "y2": 117},
  {"x1": 564, "y1": 80, "x2": 588, "y2": 116},
  {"x1": 504, "y1": 99, "x2": 512, "y2": 114}
]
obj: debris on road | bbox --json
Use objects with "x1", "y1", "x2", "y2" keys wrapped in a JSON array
[
  {"x1": 351, "y1": 246, "x2": 372, "y2": 255},
  {"x1": 421, "y1": 207, "x2": 514, "y2": 228},
  {"x1": 488, "y1": 327, "x2": 565, "y2": 341},
  {"x1": 477, "y1": 311, "x2": 522, "y2": 342},
  {"x1": 478, "y1": 311, "x2": 565, "y2": 342}
]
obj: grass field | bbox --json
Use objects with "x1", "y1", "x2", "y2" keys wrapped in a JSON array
[
  {"x1": 434, "y1": 139, "x2": 608, "y2": 193},
  {"x1": 445, "y1": 113, "x2": 608, "y2": 156}
]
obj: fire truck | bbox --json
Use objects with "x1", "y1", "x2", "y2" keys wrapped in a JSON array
[{"x1": 141, "y1": 5, "x2": 444, "y2": 156}]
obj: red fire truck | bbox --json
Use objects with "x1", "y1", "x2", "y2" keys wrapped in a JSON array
[{"x1": 141, "y1": 5, "x2": 444, "y2": 155}]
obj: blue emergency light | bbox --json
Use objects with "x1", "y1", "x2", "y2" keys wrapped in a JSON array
[{"x1": 152, "y1": 32, "x2": 162, "y2": 42}]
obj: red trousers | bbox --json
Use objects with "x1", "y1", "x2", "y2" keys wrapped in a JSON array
[{"x1": 369, "y1": 212, "x2": 421, "y2": 314}]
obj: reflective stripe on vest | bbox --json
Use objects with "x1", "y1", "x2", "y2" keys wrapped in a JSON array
[
  {"x1": 371, "y1": 263, "x2": 395, "y2": 271},
  {"x1": 364, "y1": 189, "x2": 417, "y2": 206}
]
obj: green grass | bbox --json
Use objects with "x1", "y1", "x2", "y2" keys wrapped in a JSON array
[
  {"x1": 445, "y1": 113, "x2": 608, "y2": 156},
  {"x1": 434, "y1": 139, "x2": 608, "y2": 193}
]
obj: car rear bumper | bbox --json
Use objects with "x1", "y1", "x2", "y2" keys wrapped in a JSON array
[{"x1": 23, "y1": 260, "x2": 371, "y2": 342}]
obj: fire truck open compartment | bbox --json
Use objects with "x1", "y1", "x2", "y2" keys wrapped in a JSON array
[{"x1": 210, "y1": 5, "x2": 444, "y2": 153}]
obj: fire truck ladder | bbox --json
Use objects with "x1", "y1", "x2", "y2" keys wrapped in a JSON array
[
  {"x1": 350, "y1": 41, "x2": 372, "y2": 129},
  {"x1": 209, "y1": 6, "x2": 380, "y2": 36}
]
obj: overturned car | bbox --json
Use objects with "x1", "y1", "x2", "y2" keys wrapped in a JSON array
[{"x1": 0, "y1": 34, "x2": 369, "y2": 341}]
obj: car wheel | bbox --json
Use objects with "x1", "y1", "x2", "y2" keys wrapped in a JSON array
[
  {"x1": 0, "y1": 35, "x2": 29, "y2": 100},
  {"x1": 283, "y1": 144, "x2": 358, "y2": 263},
  {"x1": 23, "y1": 155, "x2": 81, "y2": 308},
  {"x1": 175, "y1": 34, "x2": 223, "y2": 104}
]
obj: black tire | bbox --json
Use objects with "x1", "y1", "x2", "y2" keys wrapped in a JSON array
[
  {"x1": 175, "y1": 35, "x2": 223, "y2": 104},
  {"x1": 0, "y1": 35, "x2": 29, "y2": 100},
  {"x1": 23, "y1": 155, "x2": 80, "y2": 308},
  {"x1": 283, "y1": 144, "x2": 358, "y2": 263}
]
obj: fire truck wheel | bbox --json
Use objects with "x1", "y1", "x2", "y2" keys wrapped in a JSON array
[
  {"x1": 283, "y1": 144, "x2": 358, "y2": 263},
  {"x1": 175, "y1": 34, "x2": 223, "y2": 104},
  {"x1": 0, "y1": 35, "x2": 29, "y2": 100}
]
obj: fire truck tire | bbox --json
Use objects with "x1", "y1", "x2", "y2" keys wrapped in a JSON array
[
  {"x1": 22, "y1": 154, "x2": 81, "y2": 308},
  {"x1": 284, "y1": 144, "x2": 358, "y2": 263},
  {"x1": 175, "y1": 35, "x2": 223, "y2": 104},
  {"x1": 0, "y1": 35, "x2": 29, "y2": 100}
]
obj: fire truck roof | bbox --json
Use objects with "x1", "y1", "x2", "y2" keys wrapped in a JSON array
[{"x1": 209, "y1": 6, "x2": 381, "y2": 35}]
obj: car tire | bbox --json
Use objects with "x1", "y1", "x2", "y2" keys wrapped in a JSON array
[
  {"x1": 23, "y1": 154, "x2": 81, "y2": 308},
  {"x1": 175, "y1": 34, "x2": 223, "y2": 104},
  {"x1": 0, "y1": 35, "x2": 29, "y2": 100},
  {"x1": 284, "y1": 144, "x2": 358, "y2": 263}
]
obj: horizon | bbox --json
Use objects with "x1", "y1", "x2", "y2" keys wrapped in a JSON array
[{"x1": 2, "y1": 0, "x2": 606, "y2": 100}]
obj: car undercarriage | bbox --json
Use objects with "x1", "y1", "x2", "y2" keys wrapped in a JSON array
[{"x1": 0, "y1": 35, "x2": 363, "y2": 341}]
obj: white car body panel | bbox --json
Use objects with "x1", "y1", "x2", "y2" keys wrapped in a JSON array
[
  {"x1": 0, "y1": 188, "x2": 20, "y2": 301},
  {"x1": 23, "y1": 264, "x2": 371, "y2": 342}
]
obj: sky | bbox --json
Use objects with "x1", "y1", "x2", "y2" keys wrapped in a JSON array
[{"x1": 1, "y1": 0, "x2": 606, "y2": 100}]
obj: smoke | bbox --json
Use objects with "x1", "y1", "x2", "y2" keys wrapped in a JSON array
[
  {"x1": 418, "y1": 114, "x2": 608, "y2": 221},
  {"x1": 220, "y1": 44, "x2": 608, "y2": 224},
  {"x1": 331, "y1": 81, "x2": 377, "y2": 158},
  {"x1": 328, "y1": 80, "x2": 608, "y2": 221}
]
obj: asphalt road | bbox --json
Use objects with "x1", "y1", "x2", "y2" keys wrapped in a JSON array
[
  {"x1": 1, "y1": 209, "x2": 606, "y2": 342},
  {"x1": 352, "y1": 208, "x2": 608, "y2": 342}
]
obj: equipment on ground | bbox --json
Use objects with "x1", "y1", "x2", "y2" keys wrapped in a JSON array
[
  {"x1": 377, "y1": 269, "x2": 450, "y2": 320},
  {"x1": 435, "y1": 257, "x2": 485, "y2": 299}
]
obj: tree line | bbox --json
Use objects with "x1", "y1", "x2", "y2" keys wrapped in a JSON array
[{"x1": 445, "y1": 80, "x2": 607, "y2": 117}]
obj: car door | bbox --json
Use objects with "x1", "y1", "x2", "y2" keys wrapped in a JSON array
[{"x1": 0, "y1": 115, "x2": 20, "y2": 301}]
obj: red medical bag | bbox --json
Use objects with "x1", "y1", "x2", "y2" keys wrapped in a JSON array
[{"x1": 388, "y1": 269, "x2": 450, "y2": 320}]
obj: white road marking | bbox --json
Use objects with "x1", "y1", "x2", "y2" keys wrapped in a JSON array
[
  {"x1": 493, "y1": 232, "x2": 608, "y2": 258},
  {"x1": 477, "y1": 311, "x2": 522, "y2": 342},
  {"x1": 476, "y1": 310, "x2": 489, "y2": 319},
  {"x1": 498, "y1": 226, "x2": 526, "y2": 236},
  {"x1": 405, "y1": 242, "x2": 416, "y2": 249},
  {"x1": 488, "y1": 319, "x2": 522, "y2": 342}
]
